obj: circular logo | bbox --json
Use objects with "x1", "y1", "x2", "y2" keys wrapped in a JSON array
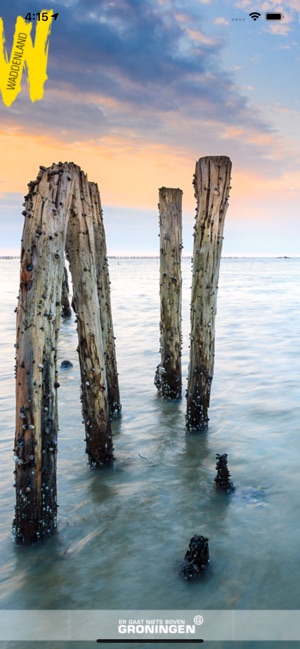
[{"x1": 194, "y1": 615, "x2": 204, "y2": 625}]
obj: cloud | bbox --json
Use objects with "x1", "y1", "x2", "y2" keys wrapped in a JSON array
[
  {"x1": 214, "y1": 17, "x2": 230, "y2": 25},
  {"x1": 186, "y1": 28, "x2": 217, "y2": 45},
  {"x1": 267, "y1": 21, "x2": 291, "y2": 36},
  {"x1": 0, "y1": 0, "x2": 270, "y2": 142},
  {"x1": 0, "y1": 0, "x2": 298, "y2": 217}
]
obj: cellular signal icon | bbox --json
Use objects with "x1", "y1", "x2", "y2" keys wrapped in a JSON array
[{"x1": 249, "y1": 11, "x2": 261, "y2": 20}]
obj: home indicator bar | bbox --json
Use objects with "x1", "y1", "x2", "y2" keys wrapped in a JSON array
[{"x1": 265, "y1": 12, "x2": 284, "y2": 20}]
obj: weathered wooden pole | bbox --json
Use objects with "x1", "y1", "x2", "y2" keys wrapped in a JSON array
[
  {"x1": 89, "y1": 181, "x2": 121, "y2": 418},
  {"x1": 13, "y1": 164, "x2": 72, "y2": 543},
  {"x1": 154, "y1": 187, "x2": 182, "y2": 399},
  {"x1": 186, "y1": 156, "x2": 232, "y2": 429},
  {"x1": 61, "y1": 266, "x2": 72, "y2": 318},
  {"x1": 14, "y1": 162, "x2": 113, "y2": 544},
  {"x1": 66, "y1": 168, "x2": 113, "y2": 466}
]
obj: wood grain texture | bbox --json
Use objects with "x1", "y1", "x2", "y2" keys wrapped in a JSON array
[
  {"x1": 89, "y1": 182, "x2": 121, "y2": 417},
  {"x1": 186, "y1": 156, "x2": 232, "y2": 430},
  {"x1": 155, "y1": 187, "x2": 182, "y2": 399},
  {"x1": 65, "y1": 167, "x2": 113, "y2": 467},
  {"x1": 14, "y1": 162, "x2": 115, "y2": 543}
]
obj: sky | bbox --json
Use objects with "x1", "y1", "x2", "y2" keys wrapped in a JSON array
[{"x1": 0, "y1": 0, "x2": 300, "y2": 256}]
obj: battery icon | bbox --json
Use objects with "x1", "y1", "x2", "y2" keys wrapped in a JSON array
[{"x1": 265, "y1": 12, "x2": 284, "y2": 20}]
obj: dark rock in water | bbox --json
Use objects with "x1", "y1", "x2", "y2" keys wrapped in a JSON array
[
  {"x1": 215, "y1": 453, "x2": 235, "y2": 493},
  {"x1": 179, "y1": 535, "x2": 210, "y2": 581},
  {"x1": 60, "y1": 360, "x2": 73, "y2": 369}
]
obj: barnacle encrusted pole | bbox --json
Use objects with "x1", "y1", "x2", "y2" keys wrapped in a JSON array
[
  {"x1": 14, "y1": 162, "x2": 113, "y2": 544},
  {"x1": 154, "y1": 187, "x2": 182, "y2": 399},
  {"x1": 89, "y1": 182, "x2": 121, "y2": 418},
  {"x1": 65, "y1": 168, "x2": 113, "y2": 467},
  {"x1": 186, "y1": 156, "x2": 232, "y2": 430}
]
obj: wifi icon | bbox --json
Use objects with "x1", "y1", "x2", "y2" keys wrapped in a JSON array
[{"x1": 249, "y1": 11, "x2": 261, "y2": 20}]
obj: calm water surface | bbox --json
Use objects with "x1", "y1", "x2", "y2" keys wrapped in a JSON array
[{"x1": 0, "y1": 257, "x2": 300, "y2": 649}]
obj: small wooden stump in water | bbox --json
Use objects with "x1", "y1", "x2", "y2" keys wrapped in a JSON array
[
  {"x1": 180, "y1": 535, "x2": 210, "y2": 580},
  {"x1": 215, "y1": 453, "x2": 235, "y2": 493},
  {"x1": 186, "y1": 156, "x2": 232, "y2": 429},
  {"x1": 155, "y1": 187, "x2": 182, "y2": 400}
]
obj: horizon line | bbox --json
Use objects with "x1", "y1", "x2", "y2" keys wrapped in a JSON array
[{"x1": 0, "y1": 255, "x2": 299, "y2": 260}]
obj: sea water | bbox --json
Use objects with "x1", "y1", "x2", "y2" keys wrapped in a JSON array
[{"x1": 0, "y1": 257, "x2": 300, "y2": 649}]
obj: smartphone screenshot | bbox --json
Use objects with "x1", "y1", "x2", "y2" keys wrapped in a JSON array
[{"x1": 0, "y1": 1, "x2": 299, "y2": 648}]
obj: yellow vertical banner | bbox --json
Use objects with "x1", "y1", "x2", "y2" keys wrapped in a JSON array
[{"x1": 0, "y1": 10, "x2": 53, "y2": 107}]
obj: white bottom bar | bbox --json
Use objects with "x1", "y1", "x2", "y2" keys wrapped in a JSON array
[{"x1": 1, "y1": 610, "x2": 300, "y2": 641}]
